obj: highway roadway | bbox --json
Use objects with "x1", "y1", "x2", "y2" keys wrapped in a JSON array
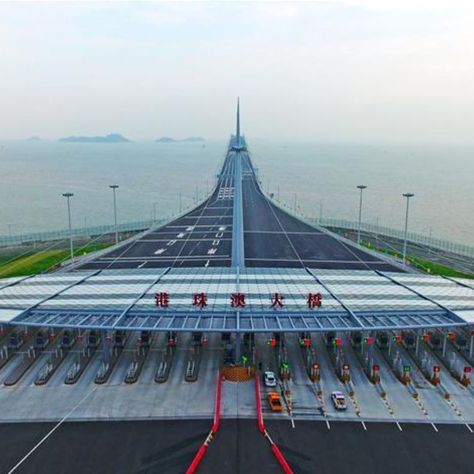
[{"x1": 79, "y1": 140, "x2": 400, "y2": 272}]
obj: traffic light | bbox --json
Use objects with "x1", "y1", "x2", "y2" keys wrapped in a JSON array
[
  {"x1": 332, "y1": 337, "x2": 342, "y2": 346},
  {"x1": 364, "y1": 337, "x2": 373, "y2": 345},
  {"x1": 392, "y1": 335, "x2": 402, "y2": 344},
  {"x1": 300, "y1": 338, "x2": 311, "y2": 347},
  {"x1": 268, "y1": 338, "x2": 277, "y2": 347}
]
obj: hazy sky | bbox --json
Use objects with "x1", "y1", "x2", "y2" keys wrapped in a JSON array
[{"x1": 1, "y1": 0, "x2": 473, "y2": 142}]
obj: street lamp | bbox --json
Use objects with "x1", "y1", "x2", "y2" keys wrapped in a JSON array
[
  {"x1": 109, "y1": 185, "x2": 119, "y2": 245},
  {"x1": 62, "y1": 193, "x2": 74, "y2": 261},
  {"x1": 402, "y1": 193, "x2": 415, "y2": 264},
  {"x1": 357, "y1": 185, "x2": 367, "y2": 245}
]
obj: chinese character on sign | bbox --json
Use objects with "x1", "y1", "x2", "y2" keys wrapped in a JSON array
[
  {"x1": 192, "y1": 292, "x2": 208, "y2": 308},
  {"x1": 270, "y1": 293, "x2": 284, "y2": 309},
  {"x1": 231, "y1": 292, "x2": 246, "y2": 308},
  {"x1": 155, "y1": 292, "x2": 169, "y2": 308},
  {"x1": 307, "y1": 292, "x2": 322, "y2": 309}
]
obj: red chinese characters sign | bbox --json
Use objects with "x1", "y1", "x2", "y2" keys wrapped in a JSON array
[{"x1": 153, "y1": 291, "x2": 323, "y2": 309}]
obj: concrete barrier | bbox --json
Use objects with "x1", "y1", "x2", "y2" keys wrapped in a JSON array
[{"x1": 185, "y1": 372, "x2": 223, "y2": 474}]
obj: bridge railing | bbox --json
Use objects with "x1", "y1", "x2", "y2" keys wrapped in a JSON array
[
  {"x1": 1, "y1": 212, "x2": 473, "y2": 260},
  {"x1": 0, "y1": 219, "x2": 166, "y2": 247},
  {"x1": 307, "y1": 217, "x2": 474, "y2": 259}
]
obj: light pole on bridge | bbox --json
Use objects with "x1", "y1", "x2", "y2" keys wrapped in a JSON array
[
  {"x1": 357, "y1": 185, "x2": 367, "y2": 245},
  {"x1": 62, "y1": 192, "x2": 74, "y2": 262},
  {"x1": 402, "y1": 193, "x2": 415, "y2": 265},
  {"x1": 109, "y1": 185, "x2": 119, "y2": 245}
]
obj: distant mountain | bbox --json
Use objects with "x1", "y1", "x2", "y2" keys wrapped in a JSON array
[
  {"x1": 59, "y1": 133, "x2": 130, "y2": 143},
  {"x1": 156, "y1": 136, "x2": 205, "y2": 143},
  {"x1": 156, "y1": 137, "x2": 177, "y2": 143}
]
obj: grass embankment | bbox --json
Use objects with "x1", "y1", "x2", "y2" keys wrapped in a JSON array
[
  {"x1": 0, "y1": 243, "x2": 111, "y2": 279},
  {"x1": 362, "y1": 242, "x2": 474, "y2": 279}
]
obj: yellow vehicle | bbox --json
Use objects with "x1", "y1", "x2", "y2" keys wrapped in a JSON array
[{"x1": 267, "y1": 392, "x2": 283, "y2": 412}]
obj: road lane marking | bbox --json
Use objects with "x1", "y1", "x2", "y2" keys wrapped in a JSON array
[
  {"x1": 154, "y1": 248, "x2": 165, "y2": 255},
  {"x1": 166, "y1": 240, "x2": 177, "y2": 246},
  {"x1": 396, "y1": 422, "x2": 403, "y2": 432},
  {"x1": 137, "y1": 261, "x2": 147, "y2": 269},
  {"x1": 361, "y1": 421, "x2": 367, "y2": 431},
  {"x1": 8, "y1": 387, "x2": 98, "y2": 474},
  {"x1": 177, "y1": 233, "x2": 185, "y2": 238},
  {"x1": 325, "y1": 419, "x2": 331, "y2": 430},
  {"x1": 466, "y1": 423, "x2": 473, "y2": 433},
  {"x1": 431, "y1": 423, "x2": 439, "y2": 432},
  {"x1": 207, "y1": 248, "x2": 217, "y2": 255}
]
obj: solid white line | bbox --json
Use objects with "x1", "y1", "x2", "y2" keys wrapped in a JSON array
[
  {"x1": 396, "y1": 422, "x2": 403, "y2": 432},
  {"x1": 290, "y1": 418, "x2": 295, "y2": 429},
  {"x1": 325, "y1": 419, "x2": 331, "y2": 430},
  {"x1": 361, "y1": 421, "x2": 367, "y2": 431},
  {"x1": 431, "y1": 422, "x2": 439, "y2": 432},
  {"x1": 8, "y1": 387, "x2": 97, "y2": 474},
  {"x1": 466, "y1": 423, "x2": 473, "y2": 433},
  {"x1": 137, "y1": 261, "x2": 147, "y2": 269}
]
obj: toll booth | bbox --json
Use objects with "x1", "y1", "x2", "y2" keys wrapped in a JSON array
[
  {"x1": 167, "y1": 331, "x2": 178, "y2": 347},
  {"x1": 35, "y1": 331, "x2": 48, "y2": 350},
  {"x1": 403, "y1": 332, "x2": 416, "y2": 349},
  {"x1": 61, "y1": 331, "x2": 74, "y2": 349},
  {"x1": 114, "y1": 330, "x2": 126, "y2": 348},
  {"x1": 8, "y1": 331, "x2": 24, "y2": 350},
  {"x1": 140, "y1": 331, "x2": 151, "y2": 347},
  {"x1": 88, "y1": 330, "x2": 100, "y2": 348}
]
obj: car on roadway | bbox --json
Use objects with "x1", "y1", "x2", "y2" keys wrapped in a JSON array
[
  {"x1": 267, "y1": 392, "x2": 283, "y2": 411},
  {"x1": 264, "y1": 371, "x2": 277, "y2": 387},
  {"x1": 331, "y1": 391, "x2": 347, "y2": 410}
]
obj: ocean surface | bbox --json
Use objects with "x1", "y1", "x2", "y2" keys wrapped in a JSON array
[{"x1": 0, "y1": 139, "x2": 473, "y2": 246}]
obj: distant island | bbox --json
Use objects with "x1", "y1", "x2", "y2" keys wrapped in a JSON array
[
  {"x1": 59, "y1": 133, "x2": 130, "y2": 143},
  {"x1": 156, "y1": 136, "x2": 205, "y2": 143}
]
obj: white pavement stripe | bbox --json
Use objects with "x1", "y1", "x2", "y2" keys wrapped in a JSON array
[
  {"x1": 396, "y1": 422, "x2": 403, "y2": 432},
  {"x1": 431, "y1": 423, "x2": 439, "y2": 432},
  {"x1": 466, "y1": 423, "x2": 473, "y2": 433},
  {"x1": 326, "y1": 419, "x2": 331, "y2": 430},
  {"x1": 8, "y1": 387, "x2": 98, "y2": 474},
  {"x1": 245, "y1": 258, "x2": 387, "y2": 264},
  {"x1": 361, "y1": 421, "x2": 367, "y2": 431}
]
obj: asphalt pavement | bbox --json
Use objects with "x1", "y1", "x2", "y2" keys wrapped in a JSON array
[{"x1": 79, "y1": 144, "x2": 400, "y2": 272}]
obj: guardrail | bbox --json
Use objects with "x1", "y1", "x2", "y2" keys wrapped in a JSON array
[
  {"x1": 2, "y1": 210, "x2": 473, "y2": 261},
  {"x1": 309, "y1": 217, "x2": 474, "y2": 259},
  {"x1": 0, "y1": 219, "x2": 167, "y2": 247}
]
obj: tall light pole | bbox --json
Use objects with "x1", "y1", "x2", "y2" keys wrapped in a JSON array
[
  {"x1": 109, "y1": 185, "x2": 119, "y2": 245},
  {"x1": 62, "y1": 193, "x2": 74, "y2": 261},
  {"x1": 402, "y1": 193, "x2": 414, "y2": 264},
  {"x1": 357, "y1": 185, "x2": 367, "y2": 245}
]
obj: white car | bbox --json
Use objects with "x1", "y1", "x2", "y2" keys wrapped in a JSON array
[
  {"x1": 331, "y1": 391, "x2": 347, "y2": 410},
  {"x1": 264, "y1": 371, "x2": 277, "y2": 387}
]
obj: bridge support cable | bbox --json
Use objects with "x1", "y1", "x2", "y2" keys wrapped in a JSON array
[{"x1": 231, "y1": 151, "x2": 245, "y2": 269}]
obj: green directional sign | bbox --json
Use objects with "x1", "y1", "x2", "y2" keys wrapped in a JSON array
[
  {"x1": 282, "y1": 363, "x2": 289, "y2": 369},
  {"x1": 403, "y1": 365, "x2": 411, "y2": 373},
  {"x1": 241, "y1": 355, "x2": 248, "y2": 362}
]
